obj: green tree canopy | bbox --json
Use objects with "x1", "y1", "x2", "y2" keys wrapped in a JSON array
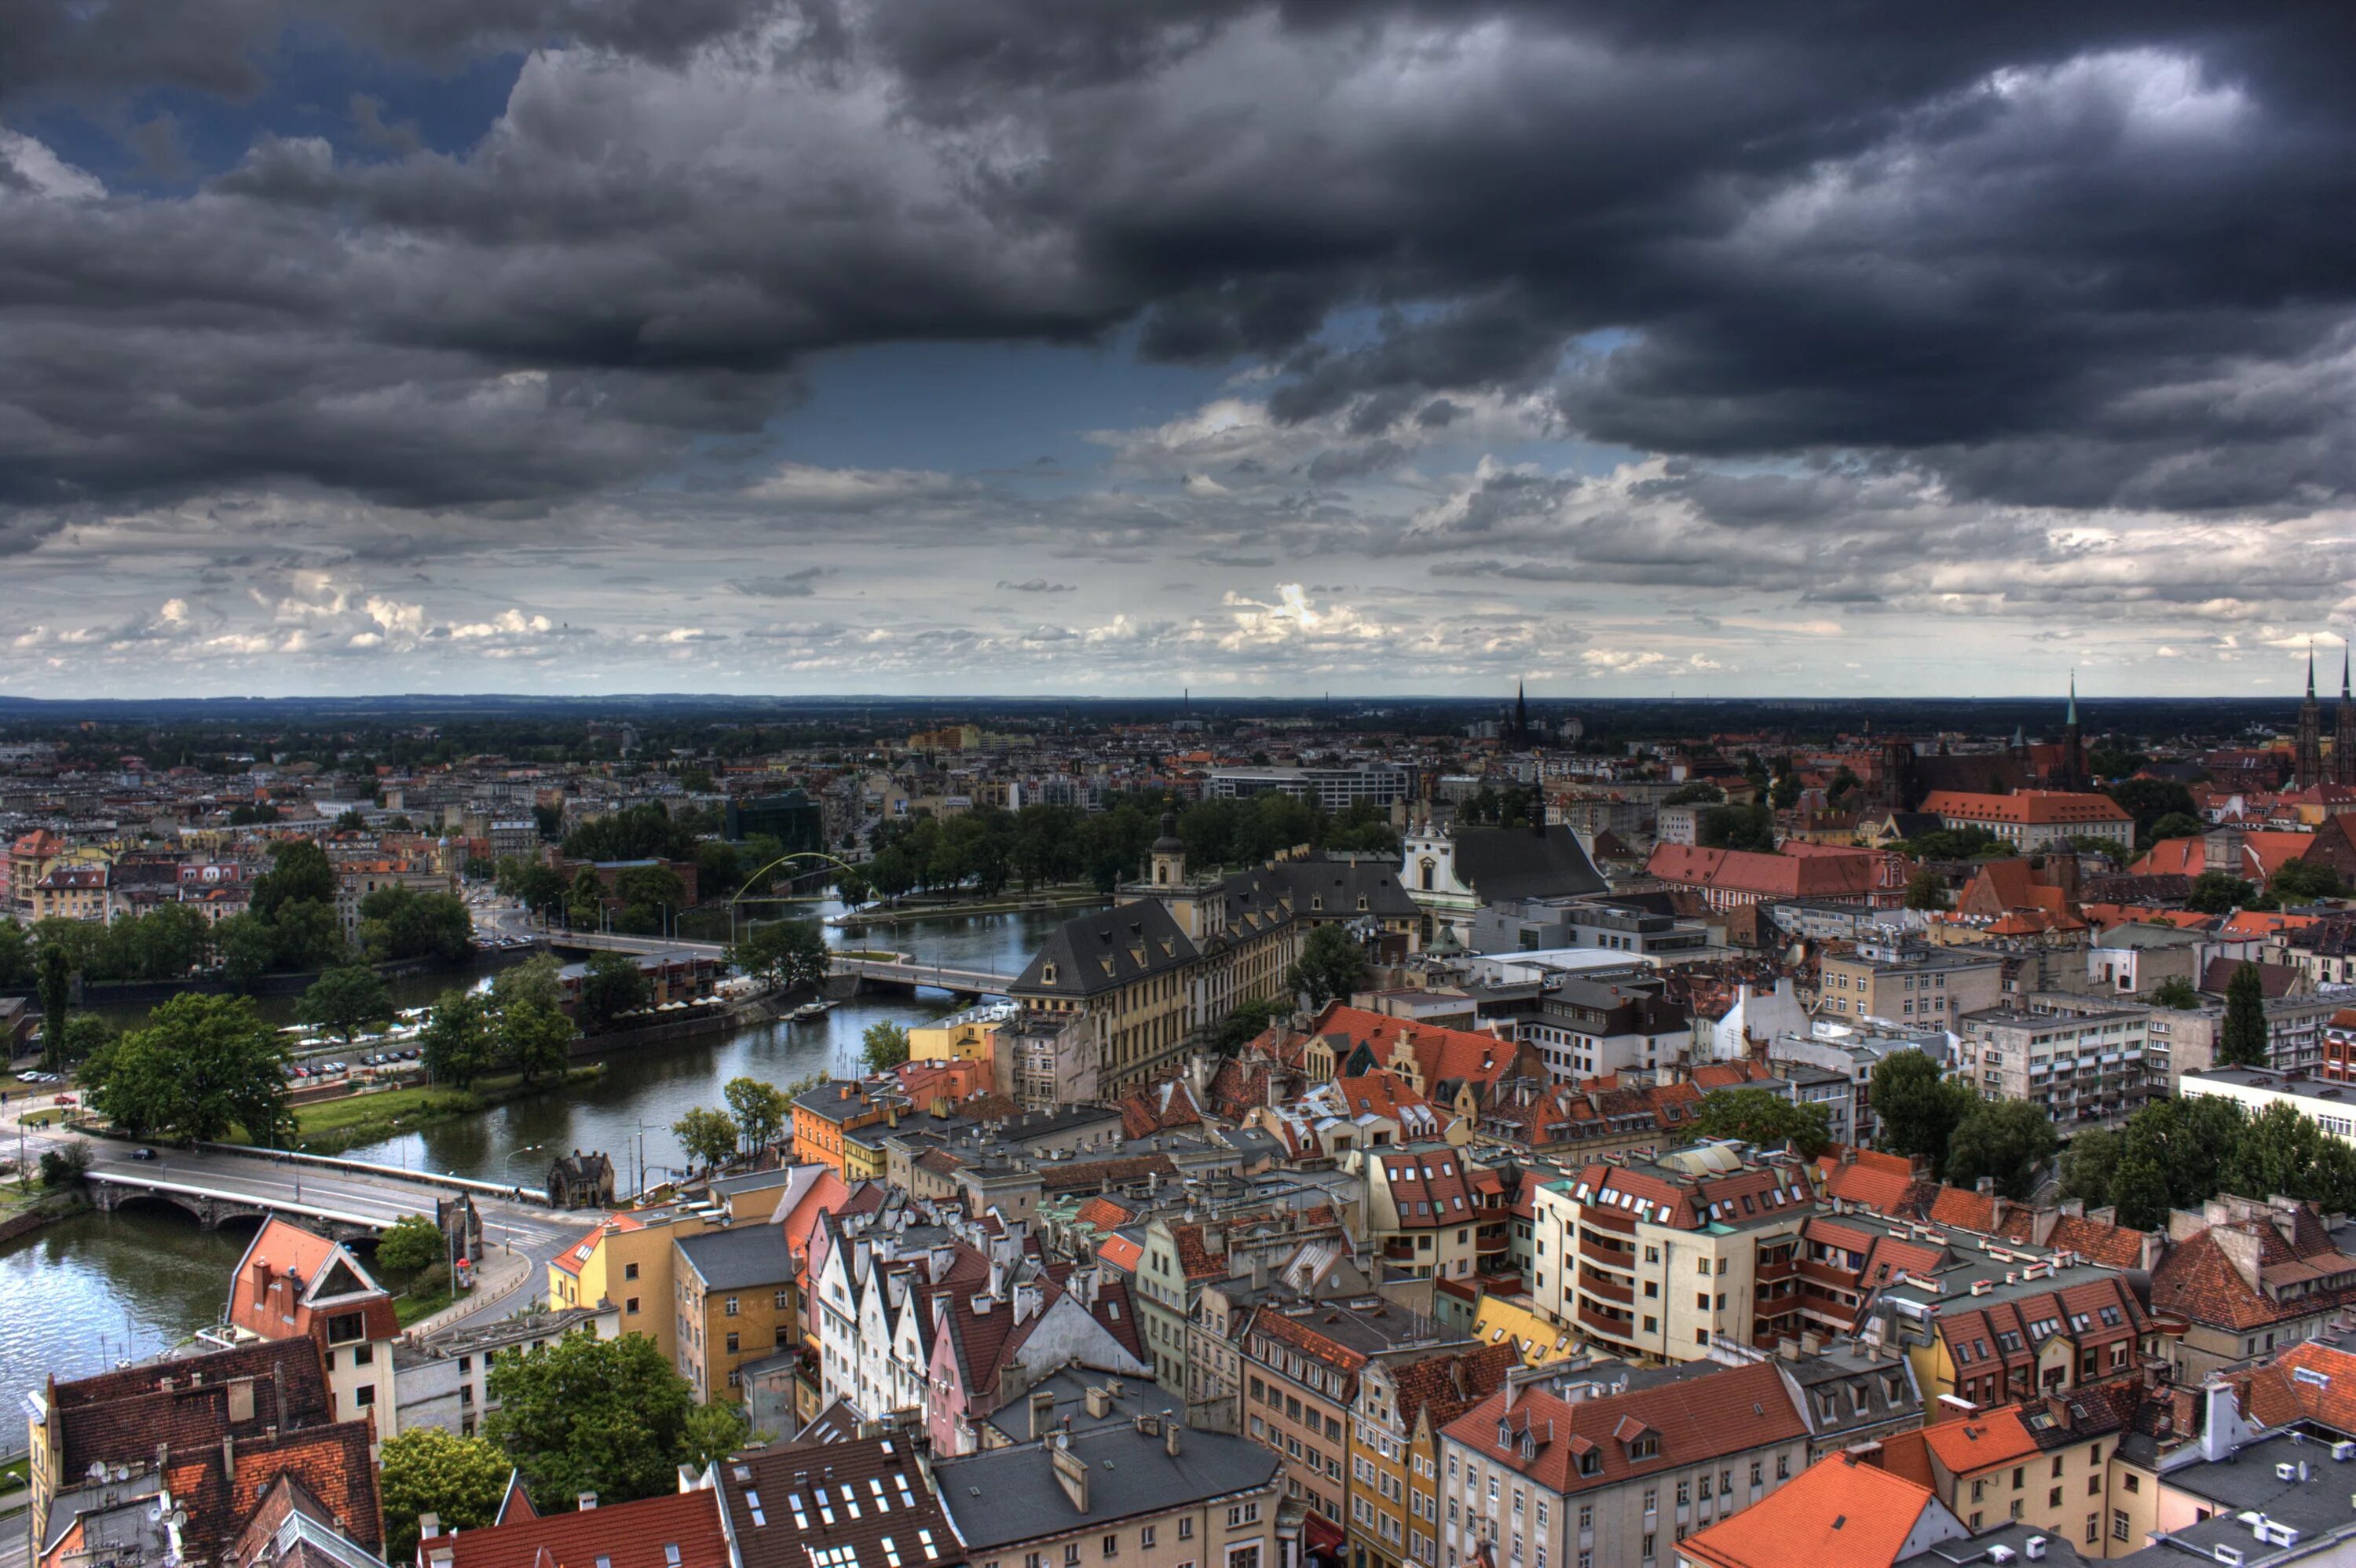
[
  {"x1": 37, "y1": 942, "x2": 71, "y2": 1073},
  {"x1": 2106, "y1": 779, "x2": 2199, "y2": 844},
  {"x1": 861, "y1": 1019, "x2": 911, "y2": 1074},
  {"x1": 1868, "y1": 1050, "x2": 1977, "y2": 1172},
  {"x1": 723, "y1": 1077, "x2": 789, "y2": 1156},
  {"x1": 493, "y1": 952, "x2": 566, "y2": 1014},
  {"x1": 374, "y1": 1213, "x2": 446, "y2": 1279},
  {"x1": 269, "y1": 897, "x2": 348, "y2": 973},
  {"x1": 300, "y1": 964, "x2": 393, "y2": 1047},
  {"x1": 1698, "y1": 802, "x2": 1776, "y2": 852},
  {"x1": 358, "y1": 886, "x2": 474, "y2": 963},
  {"x1": 251, "y1": 839, "x2": 338, "y2": 923},
  {"x1": 485, "y1": 1332, "x2": 714, "y2": 1509},
  {"x1": 1943, "y1": 1099, "x2": 2058, "y2": 1201},
  {"x1": 1903, "y1": 868, "x2": 1948, "y2": 911},
  {"x1": 500, "y1": 1000, "x2": 576, "y2": 1085},
  {"x1": 2149, "y1": 813, "x2": 2204, "y2": 842},
  {"x1": 727, "y1": 919, "x2": 829, "y2": 992},
  {"x1": 1664, "y1": 781, "x2": 1725, "y2": 806},
  {"x1": 2186, "y1": 871, "x2": 2255, "y2": 915},
  {"x1": 2221, "y1": 961, "x2": 2270, "y2": 1067},
  {"x1": 0, "y1": 919, "x2": 35, "y2": 990},
  {"x1": 2146, "y1": 976, "x2": 2200, "y2": 1010},
  {"x1": 576, "y1": 952, "x2": 651, "y2": 1030},
  {"x1": 672, "y1": 1106, "x2": 740, "y2": 1173},
  {"x1": 2269, "y1": 860, "x2": 2345, "y2": 903},
  {"x1": 1286, "y1": 923, "x2": 1369, "y2": 1011},
  {"x1": 85, "y1": 994, "x2": 290, "y2": 1144},
  {"x1": 419, "y1": 990, "x2": 499, "y2": 1088},
  {"x1": 379, "y1": 1427, "x2": 512, "y2": 1562},
  {"x1": 2055, "y1": 1126, "x2": 2120, "y2": 1209},
  {"x1": 1691, "y1": 1088, "x2": 1832, "y2": 1159},
  {"x1": 1211, "y1": 996, "x2": 1290, "y2": 1056}
]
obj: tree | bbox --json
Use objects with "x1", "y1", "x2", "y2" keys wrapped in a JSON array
[
  {"x1": 2147, "y1": 976, "x2": 2200, "y2": 1009},
  {"x1": 610, "y1": 864, "x2": 687, "y2": 936},
  {"x1": 57, "y1": 1014, "x2": 115, "y2": 1065},
  {"x1": 501, "y1": 1001, "x2": 576, "y2": 1085},
  {"x1": 724, "y1": 1077, "x2": 788, "y2": 1157},
  {"x1": 379, "y1": 1427, "x2": 511, "y2": 1562},
  {"x1": 419, "y1": 990, "x2": 498, "y2": 1088},
  {"x1": 2220, "y1": 961, "x2": 2270, "y2": 1067},
  {"x1": 683, "y1": 1402, "x2": 755, "y2": 1469},
  {"x1": 0, "y1": 919, "x2": 33, "y2": 989},
  {"x1": 270, "y1": 898, "x2": 348, "y2": 972},
  {"x1": 1698, "y1": 802, "x2": 1776, "y2": 852},
  {"x1": 1770, "y1": 774, "x2": 1803, "y2": 810},
  {"x1": 862, "y1": 1020, "x2": 911, "y2": 1074},
  {"x1": 1286, "y1": 924, "x2": 1369, "y2": 1011},
  {"x1": 37, "y1": 943, "x2": 71, "y2": 1072},
  {"x1": 375, "y1": 1213, "x2": 446, "y2": 1280},
  {"x1": 2218, "y1": 1100, "x2": 2356, "y2": 1215},
  {"x1": 1211, "y1": 996, "x2": 1290, "y2": 1056},
  {"x1": 214, "y1": 912, "x2": 279, "y2": 992},
  {"x1": 1664, "y1": 781, "x2": 1725, "y2": 806},
  {"x1": 494, "y1": 952, "x2": 566, "y2": 1014},
  {"x1": 1691, "y1": 1088, "x2": 1832, "y2": 1159},
  {"x1": 565, "y1": 866, "x2": 607, "y2": 928},
  {"x1": 300, "y1": 964, "x2": 393, "y2": 1047},
  {"x1": 358, "y1": 886, "x2": 474, "y2": 963},
  {"x1": 1868, "y1": 1051, "x2": 1977, "y2": 1171},
  {"x1": 85, "y1": 994, "x2": 290, "y2": 1144},
  {"x1": 502, "y1": 860, "x2": 571, "y2": 920},
  {"x1": 2056, "y1": 1126, "x2": 2120, "y2": 1209},
  {"x1": 1903, "y1": 868, "x2": 1948, "y2": 912},
  {"x1": 250, "y1": 839, "x2": 337, "y2": 923},
  {"x1": 672, "y1": 1106, "x2": 740, "y2": 1173},
  {"x1": 2186, "y1": 871, "x2": 2255, "y2": 916},
  {"x1": 1944, "y1": 1099, "x2": 2058, "y2": 1201},
  {"x1": 576, "y1": 952, "x2": 651, "y2": 1030},
  {"x1": 2107, "y1": 779, "x2": 2198, "y2": 844},
  {"x1": 2149, "y1": 813, "x2": 2204, "y2": 842},
  {"x1": 485, "y1": 1332, "x2": 706, "y2": 1508},
  {"x1": 727, "y1": 919, "x2": 830, "y2": 992},
  {"x1": 2270, "y1": 859, "x2": 2346, "y2": 904}
]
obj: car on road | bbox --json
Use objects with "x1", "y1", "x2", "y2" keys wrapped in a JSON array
[
  {"x1": 53, "y1": 1094, "x2": 75, "y2": 1106},
  {"x1": 130, "y1": 1146, "x2": 158, "y2": 1161}
]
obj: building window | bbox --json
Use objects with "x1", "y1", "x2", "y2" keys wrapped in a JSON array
[{"x1": 726, "y1": 1296, "x2": 740, "y2": 1316}]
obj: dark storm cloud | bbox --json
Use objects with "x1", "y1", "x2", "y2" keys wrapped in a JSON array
[{"x1": 2, "y1": 0, "x2": 2354, "y2": 520}]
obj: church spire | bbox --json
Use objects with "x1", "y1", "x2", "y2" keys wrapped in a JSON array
[
  {"x1": 2066, "y1": 669, "x2": 2077, "y2": 726},
  {"x1": 2308, "y1": 639, "x2": 2317, "y2": 700},
  {"x1": 2342, "y1": 638, "x2": 2349, "y2": 701}
]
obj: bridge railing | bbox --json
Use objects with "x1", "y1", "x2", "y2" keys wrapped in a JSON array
[
  {"x1": 192, "y1": 1143, "x2": 554, "y2": 1204},
  {"x1": 86, "y1": 1170, "x2": 393, "y2": 1230}
]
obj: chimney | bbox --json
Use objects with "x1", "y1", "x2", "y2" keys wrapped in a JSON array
[
  {"x1": 1030, "y1": 1389, "x2": 1057, "y2": 1440},
  {"x1": 1050, "y1": 1438, "x2": 1090, "y2": 1512},
  {"x1": 1164, "y1": 1413, "x2": 1180, "y2": 1457},
  {"x1": 576, "y1": 1493, "x2": 597, "y2": 1511},
  {"x1": 419, "y1": 1515, "x2": 441, "y2": 1541},
  {"x1": 1976, "y1": 1176, "x2": 1995, "y2": 1196}
]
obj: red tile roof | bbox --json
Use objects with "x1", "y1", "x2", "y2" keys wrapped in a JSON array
[
  {"x1": 1441, "y1": 1361, "x2": 1805, "y2": 1496},
  {"x1": 1679, "y1": 1453, "x2": 1945, "y2": 1568},
  {"x1": 438, "y1": 1487, "x2": 729, "y2": 1568}
]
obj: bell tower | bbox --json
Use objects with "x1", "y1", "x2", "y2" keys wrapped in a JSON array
[
  {"x1": 2296, "y1": 641, "x2": 2326, "y2": 789},
  {"x1": 1150, "y1": 806, "x2": 1186, "y2": 887},
  {"x1": 2335, "y1": 639, "x2": 2356, "y2": 788}
]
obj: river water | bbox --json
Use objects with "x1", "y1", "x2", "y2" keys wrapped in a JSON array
[{"x1": 0, "y1": 903, "x2": 1074, "y2": 1423}]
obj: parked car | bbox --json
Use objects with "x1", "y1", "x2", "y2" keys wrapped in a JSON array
[{"x1": 130, "y1": 1146, "x2": 158, "y2": 1161}]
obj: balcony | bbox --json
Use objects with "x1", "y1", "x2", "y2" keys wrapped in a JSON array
[
  {"x1": 1383, "y1": 1238, "x2": 1418, "y2": 1262},
  {"x1": 1477, "y1": 1234, "x2": 1510, "y2": 1256},
  {"x1": 1578, "y1": 1269, "x2": 1632, "y2": 1305},
  {"x1": 1576, "y1": 1304, "x2": 1637, "y2": 1342},
  {"x1": 1756, "y1": 1254, "x2": 1798, "y2": 1284}
]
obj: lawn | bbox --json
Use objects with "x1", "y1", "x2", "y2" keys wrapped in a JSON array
[{"x1": 393, "y1": 1284, "x2": 456, "y2": 1326}]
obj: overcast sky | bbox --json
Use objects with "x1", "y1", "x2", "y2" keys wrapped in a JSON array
[{"x1": 3, "y1": 2, "x2": 2354, "y2": 700}]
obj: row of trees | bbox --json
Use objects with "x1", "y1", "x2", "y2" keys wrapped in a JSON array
[
  {"x1": 2061, "y1": 1094, "x2": 2356, "y2": 1230},
  {"x1": 379, "y1": 1334, "x2": 752, "y2": 1558},
  {"x1": 671, "y1": 1074, "x2": 802, "y2": 1172}
]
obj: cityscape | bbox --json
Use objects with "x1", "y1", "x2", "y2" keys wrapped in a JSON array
[{"x1": 6, "y1": 5, "x2": 2356, "y2": 1568}]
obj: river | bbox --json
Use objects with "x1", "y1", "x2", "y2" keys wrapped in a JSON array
[{"x1": 0, "y1": 902, "x2": 1075, "y2": 1422}]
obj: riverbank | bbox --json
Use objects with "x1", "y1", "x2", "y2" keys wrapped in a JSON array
[
  {"x1": 0, "y1": 1188, "x2": 91, "y2": 1248},
  {"x1": 236, "y1": 1066, "x2": 605, "y2": 1156}
]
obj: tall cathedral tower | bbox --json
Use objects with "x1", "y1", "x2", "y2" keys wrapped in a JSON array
[
  {"x1": 2335, "y1": 641, "x2": 2356, "y2": 788},
  {"x1": 1513, "y1": 680, "x2": 1531, "y2": 747},
  {"x1": 2061, "y1": 671, "x2": 2085, "y2": 791},
  {"x1": 2294, "y1": 642, "x2": 2326, "y2": 789}
]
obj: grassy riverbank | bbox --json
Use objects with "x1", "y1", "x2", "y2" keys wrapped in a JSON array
[{"x1": 236, "y1": 1065, "x2": 605, "y2": 1156}]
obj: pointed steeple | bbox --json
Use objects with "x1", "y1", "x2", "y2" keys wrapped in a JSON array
[
  {"x1": 2065, "y1": 670, "x2": 2078, "y2": 727},
  {"x1": 2342, "y1": 638, "x2": 2349, "y2": 701},
  {"x1": 2308, "y1": 639, "x2": 2317, "y2": 700}
]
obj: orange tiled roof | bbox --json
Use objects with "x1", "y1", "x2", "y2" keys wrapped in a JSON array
[{"x1": 1672, "y1": 1452, "x2": 1941, "y2": 1568}]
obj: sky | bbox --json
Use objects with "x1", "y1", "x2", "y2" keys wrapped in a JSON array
[{"x1": 2, "y1": 2, "x2": 2354, "y2": 700}]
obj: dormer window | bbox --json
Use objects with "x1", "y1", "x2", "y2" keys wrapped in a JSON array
[
  {"x1": 1628, "y1": 1435, "x2": 1658, "y2": 1460},
  {"x1": 1578, "y1": 1449, "x2": 1602, "y2": 1477},
  {"x1": 1041, "y1": 964, "x2": 1057, "y2": 985}
]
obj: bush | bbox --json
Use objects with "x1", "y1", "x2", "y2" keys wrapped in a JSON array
[{"x1": 38, "y1": 1143, "x2": 91, "y2": 1187}]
